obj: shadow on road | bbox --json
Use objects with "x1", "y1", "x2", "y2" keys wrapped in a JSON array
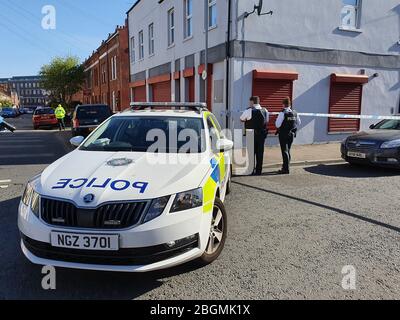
[
  {"x1": 232, "y1": 181, "x2": 400, "y2": 235},
  {"x1": 0, "y1": 196, "x2": 203, "y2": 300},
  {"x1": 304, "y1": 163, "x2": 400, "y2": 178}
]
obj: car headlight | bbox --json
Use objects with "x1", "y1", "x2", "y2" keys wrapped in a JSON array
[
  {"x1": 170, "y1": 188, "x2": 203, "y2": 213},
  {"x1": 21, "y1": 182, "x2": 40, "y2": 218},
  {"x1": 380, "y1": 139, "x2": 400, "y2": 149},
  {"x1": 143, "y1": 196, "x2": 170, "y2": 223}
]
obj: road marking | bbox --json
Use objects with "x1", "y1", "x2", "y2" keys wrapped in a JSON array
[{"x1": 0, "y1": 179, "x2": 11, "y2": 189}]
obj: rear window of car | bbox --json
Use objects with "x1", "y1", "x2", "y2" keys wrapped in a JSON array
[
  {"x1": 76, "y1": 105, "x2": 111, "y2": 119},
  {"x1": 374, "y1": 119, "x2": 400, "y2": 130},
  {"x1": 34, "y1": 108, "x2": 54, "y2": 115}
]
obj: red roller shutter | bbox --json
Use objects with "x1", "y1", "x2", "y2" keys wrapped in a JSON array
[
  {"x1": 253, "y1": 80, "x2": 294, "y2": 132},
  {"x1": 252, "y1": 70, "x2": 298, "y2": 132},
  {"x1": 152, "y1": 81, "x2": 171, "y2": 102},
  {"x1": 188, "y1": 76, "x2": 195, "y2": 102},
  {"x1": 328, "y1": 74, "x2": 368, "y2": 133},
  {"x1": 133, "y1": 86, "x2": 146, "y2": 102}
]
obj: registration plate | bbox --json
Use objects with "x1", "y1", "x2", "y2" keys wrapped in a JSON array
[
  {"x1": 50, "y1": 232, "x2": 119, "y2": 251},
  {"x1": 347, "y1": 151, "x2": 367, "y2": 159}
]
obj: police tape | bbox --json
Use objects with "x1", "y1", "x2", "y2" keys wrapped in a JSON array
[{"x1": 268, "y1": 112, "x2": 400, "y2": 120}]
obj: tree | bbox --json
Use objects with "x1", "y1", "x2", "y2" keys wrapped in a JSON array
[
  {"x1": 0, "y1": 99, "x2": 13, "y2": 108},
  {"x1": 40, "y1": 56, "x2": 85, "y2": 108}
]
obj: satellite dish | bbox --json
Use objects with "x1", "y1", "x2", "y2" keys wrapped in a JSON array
[{"x1": 256, "y1": 0, "x2": 263, "y2": 16}]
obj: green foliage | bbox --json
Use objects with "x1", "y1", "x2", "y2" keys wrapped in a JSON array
[
  {"x1": 0, "y1": 99, "x2": 13, "y2": 108},
  {"x1": 40, "y1": 56, "x2": 85, "y2": 107}
]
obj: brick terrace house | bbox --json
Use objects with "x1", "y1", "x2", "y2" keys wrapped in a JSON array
[{"x1": 77, "y1": 21, "x2": 130, "y2": 112}]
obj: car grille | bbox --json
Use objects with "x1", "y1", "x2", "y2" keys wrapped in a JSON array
[
  {"x1": 346, "y1": 140, "x2": 377, "y2": 151},
  {"x1": 22, "y1": 234, "x2": 199, "y2": 266},
  {"x1": 40, "y1": 198, "x2": 148, "y2": 229}
]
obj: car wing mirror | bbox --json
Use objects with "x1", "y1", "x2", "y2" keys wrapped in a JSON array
[
  {"x1": 70, "y1": 136, "x2": 85, "y2": 148},
  {"x1": 216, "y1": 138, "x2": 234, "y2": 152},
  {"x1": 369, "y1": 124, "x2": 375, "y2": 129}
]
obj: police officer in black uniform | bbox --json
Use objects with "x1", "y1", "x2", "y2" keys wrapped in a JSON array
[
  {"x1": 275, "y1": 97, "x2": 301, "y2": 175},
  {"x1": 240, "y1": 96, "x2": 269, "y2": 176}
]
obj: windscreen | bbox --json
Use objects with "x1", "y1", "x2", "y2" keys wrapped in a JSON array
[
  {"x1": 80, "y1": 116, "x2": 206, "y2": 153},
  {"x1": 77, "y1": 106, "x2": 111, "y2": 120},
  {"x1": 373, "y1": 119, "x2": 400, "y2": 130},
  {"x1": 34, "y1": 108, "x2": 54, "y2": 115}
]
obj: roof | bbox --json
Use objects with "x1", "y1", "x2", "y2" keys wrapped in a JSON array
[{"x1": 126, "y1": 0, "x2": 142, "y2": 14}]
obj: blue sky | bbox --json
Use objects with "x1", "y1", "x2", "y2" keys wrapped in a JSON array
[{"x1": 0, "y1": 0, "x2": 136, "y2": 78}]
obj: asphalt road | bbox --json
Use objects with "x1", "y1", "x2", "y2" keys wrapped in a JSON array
[{"x1": 1, "y1": 117, "x2": 400, "y2": 299}]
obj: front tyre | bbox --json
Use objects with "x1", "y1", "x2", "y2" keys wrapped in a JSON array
[{"x1": 197, "y1": 198, "x2": 227, "y2": 265}]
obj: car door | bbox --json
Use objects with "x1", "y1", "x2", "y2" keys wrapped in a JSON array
[{"x1": 206, "y1": 115, "x2": 227, "y2": 188}]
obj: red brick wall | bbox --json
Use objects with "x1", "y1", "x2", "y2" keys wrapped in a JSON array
[{"x1": 76, "y1": 21, "x2": 130, "y2": 111}]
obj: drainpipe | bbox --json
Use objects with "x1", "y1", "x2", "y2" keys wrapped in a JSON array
[{"x1": 225, "y1": 0, "x2": 232, "y2": 129}]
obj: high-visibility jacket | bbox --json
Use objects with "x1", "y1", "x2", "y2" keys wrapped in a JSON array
[{"x1": 55, "y1": 106, "x2": 66, "y2": 119}]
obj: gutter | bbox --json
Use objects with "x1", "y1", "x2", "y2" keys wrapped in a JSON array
[{"x1": 225, "y1": 0, "x2": 232, "y2": 129}]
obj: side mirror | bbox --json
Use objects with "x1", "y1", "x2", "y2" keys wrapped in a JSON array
[
  {"x1": 216, "y1": 138, "x2": 234, "y2": 152},
  {"x1": 369, "y1": 124, "x2": 375, "y2": 130},
  {"x1": 70, "y1": 136, "x2": 84, "y2": 148}
]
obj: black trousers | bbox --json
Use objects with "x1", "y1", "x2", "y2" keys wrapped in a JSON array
[
  {"x1": 279, "y1": 133, "x2": 294, "y2": 173},
  {"x1": 58, "y1": 118, "x2": 65, "y2": 131},
  {"x1": 254, "y1": 132, "x2": 267, "y2": 174}
]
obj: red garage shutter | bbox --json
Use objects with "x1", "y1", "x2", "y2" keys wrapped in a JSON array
[
  {"x1": 252, "y1": 70, "x2": 298, "y2": 132},
  {"x1": 152, "y1": 81, "x2": 171, "y2": 102},
  {"x1": 328, "y1": 74, "x2": 368, "y2": 133},
  {"x1": 187, "y1": 76, "x2": 195, "y2": 102},
  {"x1": 133, "y1": 85, "x2": 146, "y2": 102}
]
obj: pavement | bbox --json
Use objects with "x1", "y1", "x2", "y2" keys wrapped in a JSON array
[{"x1": 262, "y1": 143, "x2": 343, "y2": 168}]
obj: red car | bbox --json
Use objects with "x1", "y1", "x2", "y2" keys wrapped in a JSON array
[{"x1": 33, "y1": 107, "x2": 58, "y2": 130}]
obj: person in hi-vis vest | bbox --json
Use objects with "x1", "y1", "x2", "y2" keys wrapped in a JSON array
[{"x1": 55, "y1": 104, "x2": 66, "y2": 131}]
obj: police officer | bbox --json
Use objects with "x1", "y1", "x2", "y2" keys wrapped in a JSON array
[
  {"x1": 275, "y1": 97, "x2": 301, "y2": 175},
  {"x1": 240, "y1": 96, "x2": 269, "y2": 176},
  {"x1": 55, "y1": 104, "x2": 66, "y2": 131}
]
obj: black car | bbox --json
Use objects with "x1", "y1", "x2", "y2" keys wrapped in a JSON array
[
  {"x1": 341, "y1": 117, "x2": 400, "y2": 168},
  {"x1": 72, "y1": 104, "x2": 112, "y2": 137}
]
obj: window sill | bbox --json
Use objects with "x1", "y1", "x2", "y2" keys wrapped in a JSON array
[
  {"x1": 338, "y1": 26, "x2": 362, "y2": 33},
  {"x1": 167, "y1": 43, "x2": 175, "y2": 49},
  {"x1": 183, "y1": 36, "x2": 193, "y2": 43},
  {"x1": 148, "y1": 53, "x2": 155, "y2": 58}
]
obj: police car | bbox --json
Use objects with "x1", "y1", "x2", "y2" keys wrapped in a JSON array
[{"x1": 18, "y1": 102, "x2": 233, "y2": 272}]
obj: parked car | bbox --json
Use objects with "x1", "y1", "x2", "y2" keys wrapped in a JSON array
[
  {"x1": 18, "y1": 102, "x2": 233, "y2": 272},
  {"x1": 0, "y1": 107, "x2": 17, "y2": 118},
  {"x1": 71, "y1": 104, "x2": 112, "y2": 137},
  {"x1": 32, "y1": 107, "x2": 58, "y2": 130},
  {"x1": 341, "y1": 117, "x2": 400, "y2": 168}
]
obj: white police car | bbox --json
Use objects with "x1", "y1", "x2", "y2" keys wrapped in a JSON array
[{"x1": 18, "y1": 103, "x2": 233, "y2": 272}]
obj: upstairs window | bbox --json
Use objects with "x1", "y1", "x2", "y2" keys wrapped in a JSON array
[
  {"x1": 139, "y1": 30, "x2": 144, "y2": 60},
  {"x1": 168, "y1": 8, "x2": 175, "y2": 46},
  {"x1": 208, "y1": 0, "x2": 217, "y2": 28},
  {"x1": 110, "y1": 56, "x2": 117, "y2": 80},
  {"x1": 130, "y1": 36, "x2": 136, "y2": 62},
  {"x1": 148, "y1": 23, "x2": 155, "y2": 55},
  {"x1": 184, "y1": 0, "x2": 193, "y2": 39},
  {"x1": 341, "y1": 0, "x2": 361, "y2": 30}
]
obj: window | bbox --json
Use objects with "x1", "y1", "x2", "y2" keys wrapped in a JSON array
[
  {"x1": 148, "y1": 23, "x2": 155, "y2": 55},
  {"x1": 208, "y1": 0, "x2": 217, "y2": 28},
  {"x1": 139, "y1": 30, "x2": 144, "y2": 60},
  {"x1": 130, "y1": 36, "x2": 135, "y2": 62},
  {"x1": 110, "y1": 56, "x2": 117, "y2": 80},
  {"x1": 341, "y1": 0, "x2": 361, "y2": 30},
  {"x1": 168, "y1": 8, "x2": 175, "y2": 46},
  {"x1": 101, "y1": 63, "x2": 107, "y2": 84},
  {"x1": 184, "y1": 0, "x2": 193, "y2": 39}
]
